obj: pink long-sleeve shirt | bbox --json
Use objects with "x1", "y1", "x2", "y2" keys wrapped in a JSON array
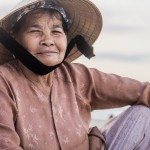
[{"x1": 0, "y1": 60, "x2": 149, "y2": 150}]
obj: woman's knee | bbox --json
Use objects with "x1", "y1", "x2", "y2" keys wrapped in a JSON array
[
  {"x1": 125, "y1": 105, "x2": 150, "y2": 130},
  {"x1": 125, "y1": 105, "x2": 150, "y2": 122},
  {"x1": 102, "y1": 105, "x2": 150, "y2": 132},
  {"x1": 101, "y1": 105, "x2": 150, "y2": 149},
  {"x1": 128, "y1": 104, "x2": 150, "y2": 115}
]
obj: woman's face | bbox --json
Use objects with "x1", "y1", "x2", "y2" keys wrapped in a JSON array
[{"x1": 14, "y1": 11, "x2": 67, "y2": 66}]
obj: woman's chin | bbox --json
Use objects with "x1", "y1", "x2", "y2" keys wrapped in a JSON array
[
  {"x1": 40, "y1": 60, "x2": 62, "y2": 67},
  {"x1": 37, "y1": 56, "x2": 64, "y2": 67}
]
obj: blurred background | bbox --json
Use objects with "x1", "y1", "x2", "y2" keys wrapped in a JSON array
[{"x1": 1, "y1": 0, "x2": 150, "y2": 127}]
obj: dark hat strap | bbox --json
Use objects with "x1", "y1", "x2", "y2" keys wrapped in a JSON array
[
  {"x1": 65, "y1": 35, "x2": 95, "y2": 60},
  {"x1": 74, "y1": 35, "x2": 95, "y2": 59}
]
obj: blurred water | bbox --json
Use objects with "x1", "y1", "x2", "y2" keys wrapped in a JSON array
[{"x1": 90, "y1": 106, "x2": 130, "y2": 127}]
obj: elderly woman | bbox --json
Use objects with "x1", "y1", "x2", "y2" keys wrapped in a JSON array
[{"x1": 0, "y1": 0, "x2": 150, "y2": 150}]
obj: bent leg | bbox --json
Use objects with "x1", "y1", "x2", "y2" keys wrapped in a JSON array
[{"x1": 100, "y1": 105, "x2": 150, "y2": 150}]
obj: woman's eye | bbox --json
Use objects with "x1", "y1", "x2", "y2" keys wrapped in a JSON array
[
  {"x1": 30, "y1": 30, "x2": 41, "y2": 33},
  {"x1": 29, "y1": 28, "x2": 42, "y2": 33},
  {"x1": 52, "y1": 30, "x2": 62, "y2": 34}
]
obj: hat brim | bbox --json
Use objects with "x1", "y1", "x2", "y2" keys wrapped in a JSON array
[{"x1": 0, "y1": 0, "x2": 102, "y2": 63}]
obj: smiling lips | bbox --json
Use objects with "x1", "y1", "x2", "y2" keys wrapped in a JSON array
[{"x1": 37, "y1": 50, "x2": 58, "y2": 56}]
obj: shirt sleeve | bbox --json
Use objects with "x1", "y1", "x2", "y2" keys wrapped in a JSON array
[
  {"x1": 89, "y1": 68, "x2": 150, "y2": 110},
  {"x1": 0, "y1": 74, "x2": 23, "y2": 150},
  {"x1": 68, "y1": 63, "x2": 150, "y2": 110}
]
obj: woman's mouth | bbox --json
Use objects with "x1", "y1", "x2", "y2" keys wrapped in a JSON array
[{"x1": 37, "y1": 50, "x2": 58, "y2": 56}]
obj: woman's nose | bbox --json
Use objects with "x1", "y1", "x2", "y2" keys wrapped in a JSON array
[{"x1": 40, "y1": 34, "x2": 55, "y2": 46}]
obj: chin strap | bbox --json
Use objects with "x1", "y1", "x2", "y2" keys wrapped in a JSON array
[
  {"x1": 64, "y1": 35, "x2": 95, "y2": 59},
  {"x1": 0, "y1": 27, "x2": 94, "y2": 75}
]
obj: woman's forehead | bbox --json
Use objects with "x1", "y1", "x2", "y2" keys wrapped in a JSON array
[{"x1": 26, "y1": 17, "x2": 63, "y2": 29}]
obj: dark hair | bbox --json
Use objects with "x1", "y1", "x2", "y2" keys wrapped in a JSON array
[{"x1": 12, "y1": 8, "x2": 68, "y2": 34}]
